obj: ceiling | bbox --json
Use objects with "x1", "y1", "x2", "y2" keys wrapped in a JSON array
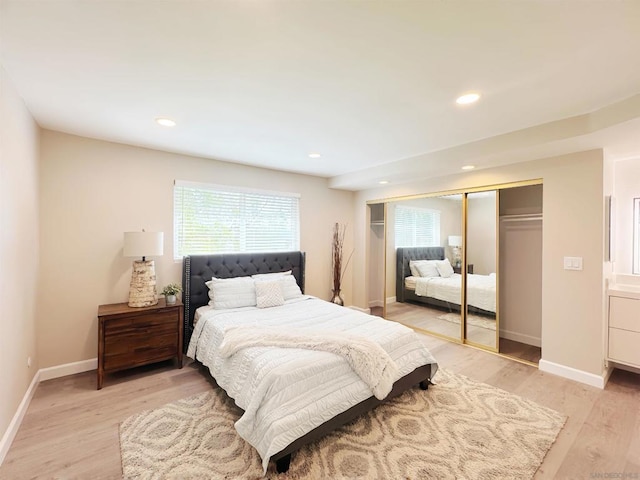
[{"x1": 2, "y1": 1, "x2": 640, "y2": 190}]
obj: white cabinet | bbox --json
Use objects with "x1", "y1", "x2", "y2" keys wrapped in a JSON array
[{"x1": 608, "y1": 293, "x2": 640, "y2": 368}]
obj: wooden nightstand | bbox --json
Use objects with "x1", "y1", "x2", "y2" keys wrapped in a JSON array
[
  {"x1": 97, "y1": 298, "x2": 183, "y2": 389},
  {"x1": 453, "y1": 264, "x2": 474, "y2": 274}
]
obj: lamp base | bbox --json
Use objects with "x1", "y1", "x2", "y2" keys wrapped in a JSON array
[{"x1": 128, "y1": 260, "x2": 158, "y2": 308}]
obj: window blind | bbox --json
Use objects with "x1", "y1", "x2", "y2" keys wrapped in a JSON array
[
  {"x1": 394, "y1": 205, "x2": 441, "y2": 248},
  {"x1": 173, "y1": 181, "x2": 300, "y2": 260}
]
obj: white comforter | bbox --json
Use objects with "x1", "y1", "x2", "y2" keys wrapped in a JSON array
[
  {"x1": 413, "y1": 273, "x2": 496, "y2": 313},
  {"x1": 187, "y1": 296, "x2": 438, "y2": 472}
]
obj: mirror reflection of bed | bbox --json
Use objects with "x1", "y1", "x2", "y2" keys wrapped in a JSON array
[{"x1": 393, "y1": 246, "x2": 497, "y2": 348}]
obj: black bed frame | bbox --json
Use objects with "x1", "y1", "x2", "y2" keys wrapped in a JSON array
[{"x1": 182, "y1": 251, "x2": 434, "y2": 473}]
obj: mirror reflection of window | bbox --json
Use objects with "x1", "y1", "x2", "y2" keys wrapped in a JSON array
[{"x1": 394, "y1": 205, "x2": 440, "y2": 248}]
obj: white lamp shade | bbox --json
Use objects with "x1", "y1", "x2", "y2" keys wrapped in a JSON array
[
  {"x1": 124, "y1": 231, "x2": 164, "y2": 258},
  {"x1": 448, "y1": 235, "x2": 462, "y2": 247}
]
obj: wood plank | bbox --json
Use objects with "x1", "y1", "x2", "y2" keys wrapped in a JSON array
[{"x1": 1, "y1": 334, "x2": 639, "y2": 479}]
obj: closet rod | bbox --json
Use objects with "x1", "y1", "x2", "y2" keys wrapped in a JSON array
[{"x1": 499, "y1": 213, "x2": 542, "y2": 223}]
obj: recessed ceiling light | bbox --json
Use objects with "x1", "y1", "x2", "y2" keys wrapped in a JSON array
[
  {"x1": 461, "y1": 165, "x2": 475, "y2": 170},
  {"x1": 379, "y1": 180, "x2": 389, "y2": 185},
  {"x1": 155, "y1": 117, "x2": 176, "y2": 127},
  {"x1": 456, "y1": 93, "x2": 480, "y2": 105},
  {"x1": 308, "y1": 153, "x2": 321, "y2": 158}
]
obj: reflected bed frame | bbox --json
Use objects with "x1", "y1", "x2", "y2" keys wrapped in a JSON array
[{"x1": 182, "y1": 250, "x2": 434, "y2": 473}]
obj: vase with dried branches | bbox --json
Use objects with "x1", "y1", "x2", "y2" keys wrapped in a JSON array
[{"x1": 331, "y1": 222, "x2": 353, "y2": 306}]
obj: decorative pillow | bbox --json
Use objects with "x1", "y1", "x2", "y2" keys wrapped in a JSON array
[
  {"x1": 280, "y1": 274, "x2": 303, "y2": 300},
  {"x1": 255, "y1": 280, "x2": 285, "y2": 308},
  {"x1": 435, "y1": 259, "x2": 455, "y2": 278},
  {"x1": 206, "y1": 276, "x2": 256, "y2": 309},
  {"x1": 415, "y1": 261, "x2": 440, "y2": 278},
  {"x1": 252, "y1": 270, "x2": 292, "y2": 280}
]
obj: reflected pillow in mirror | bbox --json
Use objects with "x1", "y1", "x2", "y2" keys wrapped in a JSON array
[
  {"x1": 415, "y1": 260, "x2": 440, "y2": 278},
  {"x1": 435, "y1": 259, "x2": 455, "y2": 278}
]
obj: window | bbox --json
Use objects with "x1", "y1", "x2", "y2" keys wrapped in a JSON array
[
  {"x1": 394, "y1": 205, "x2": 440, "y2": 248},
  {"x1": 173, "y1": 181, "x2": 300, "y2": 260}
]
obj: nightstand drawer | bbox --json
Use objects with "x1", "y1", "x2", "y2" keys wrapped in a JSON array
[
  {"x1": 104, "y1": 334, "x2": 178, "y2": 370},
  {"x1": 104, "y1": 311, "x2": 178, "y2": 337}
]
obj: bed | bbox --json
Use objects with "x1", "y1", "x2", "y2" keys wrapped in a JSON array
[
  {"x1": 396, "y1": 246, "x2": 496, "y2": 315},
  {"x1": 183, "y1": 251, "x2": 439, "y2": 474}
]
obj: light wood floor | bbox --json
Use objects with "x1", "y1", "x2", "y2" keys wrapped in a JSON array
[
  {"x1": 381, "y1": 301, "x2": 542, "y2": 364},
  {"x1": 1, "y1": 335, "x2": 639, "y2": 479}
]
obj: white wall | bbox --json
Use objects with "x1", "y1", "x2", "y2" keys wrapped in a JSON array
[
  {"x1": 38, "y1": 131, "x2": 354, "y2": 368},
  {"x1": 0, "y1": 68, "x2": 39, "y2": 449},
  {"x1": 467, "y1": 193, "x2": 496, "y2": 275},
  {"x1": 612, "y1": 157, "x2": 640, "y2": 274},
  {"x1": 354, "y1": 150, "x2": 606, "y2": 377}
]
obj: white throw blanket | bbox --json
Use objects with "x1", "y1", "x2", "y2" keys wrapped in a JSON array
[{"x1": 219, "y1": 326, "x2": 399, "y2": 400}]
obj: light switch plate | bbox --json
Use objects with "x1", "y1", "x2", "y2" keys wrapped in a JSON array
[{"x1": 564, "y1": 256, "x2": 583, "y2": 270}]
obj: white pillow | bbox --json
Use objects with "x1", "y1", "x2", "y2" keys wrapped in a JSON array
[
  {"x1": 252, "y1": 270, "x2": 291, "y2": 280},
  {"x1": 206, "y1": 276, "x2": 256, "y2": 309},
  {"x1": 255, "y1": 280, "x2": 285, "y2": 308},
  {"x1": 280, "y1": 275, "x2": 303, "y2": 300},
  {"x1": 408, "y1": 260, "x2": 422, "y2": 277},
  {"x1": 409, "y1": 260, "x2": 440, "y2": 277},
  {"x1": 435, "y1": 259, "x2": 455, "y2": 278},
  {"x1": 415, "y1": 261, "x2": 440, "y2": 278}
]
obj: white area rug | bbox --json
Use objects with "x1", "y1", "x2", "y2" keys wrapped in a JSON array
[{"x1": 119, "y1": 369, "x2": 565, "y2": 479}]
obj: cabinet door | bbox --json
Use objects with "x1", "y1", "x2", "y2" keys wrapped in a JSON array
[{"x1": 609, "y1": 296, "x2": 640, "y2": 331}]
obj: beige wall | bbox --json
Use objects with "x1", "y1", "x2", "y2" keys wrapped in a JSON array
[
  {"x1": 38, "y1": 131, "x2": 354, "y2": 368},
  {"x1": 0, "y1": 68, "x2": 40, "y2": 443},
  {"x1": 355, "y1": 150, "x2": 606, "y2": 376},
  {"x1": 467, "y1": 194, "x2": 496, "y2": 276}
]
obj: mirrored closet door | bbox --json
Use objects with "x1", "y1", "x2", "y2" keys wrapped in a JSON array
[
  {"x1": 465, "y1": 190, "x2": 498, "y2": 351},
  {"x1": 384, "y1": 193, "x2": 464, "y2": 342}
]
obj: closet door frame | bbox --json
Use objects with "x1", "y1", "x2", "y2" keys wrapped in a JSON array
[{"x1": 368, "y1": 178, "x2": 541, "y2": 355}]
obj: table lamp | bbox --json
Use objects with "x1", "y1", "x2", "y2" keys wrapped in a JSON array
[
  {"x1": 448, "y1": 235, "x2": 462, "y2": 268},
  {"x1": 124, "y1": 231, "x2": 164, "y2": 307}
]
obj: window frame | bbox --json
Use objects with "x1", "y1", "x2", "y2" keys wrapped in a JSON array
[{"x1": 173, "y1": 180, "x2": 301, "y2": 261}]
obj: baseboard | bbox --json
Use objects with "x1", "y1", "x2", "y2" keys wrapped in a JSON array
[
  {"x1": 39, "y1": 358, "x2": 97, "y2": 382},
  {"x1": 499, "y1": 329, "x2": 541, "y2": 348},
  {"x1": 1, "y1": 358, "x2": 99, "y2": 465},
  {"x1": 386, "y1": 296, "x2": 396, "y2": 304},
  {"x1": 368, "y1": 300, "x2": 383, "y2": 308},
  {"x1": 0, "y1": 370, "x2": 40, "y2": 465},
  {"x1": 538, "y1": 359, "x2": 608, "y2": 389},
  {"x1": 348, "y1": 305, "x2": 371, "y2": 314}
]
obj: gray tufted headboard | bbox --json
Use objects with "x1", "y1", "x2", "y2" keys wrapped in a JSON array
[
  {"x1": 395, "y1": 247, "x2": 445, "y2": 302},
  {"x1": 181, "y1": 251, "x2": 306, "y2": 352}
]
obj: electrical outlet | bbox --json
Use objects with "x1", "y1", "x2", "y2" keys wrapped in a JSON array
[{"x1": 27, "y1": 356, "x2": 32, "y2": 368}]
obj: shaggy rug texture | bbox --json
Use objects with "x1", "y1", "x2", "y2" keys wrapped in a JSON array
[
  {"x1": 438, "y1": 312, "x2": 497, "y2": 331},
  {"x1": 119, "y1": 369, "x2": 565, "y2": 479}
]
